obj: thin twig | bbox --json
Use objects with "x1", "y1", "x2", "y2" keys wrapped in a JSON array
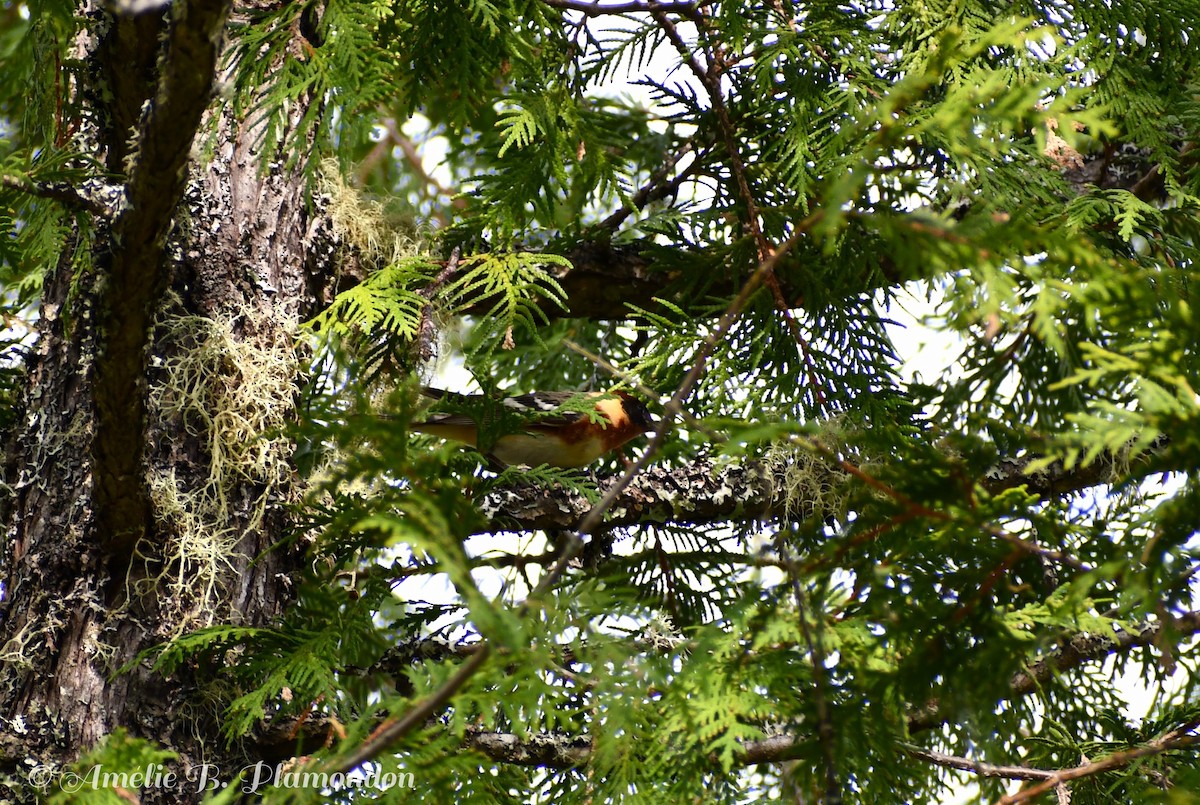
[
  {"x1": 356, "y1": 118, "x2": 463, "y2": 225},
  {"x1": 652, "y1": 7, "x2": 834, "y2": 410},
  {"x1": 386, "y1": 119, "x2": 462, "y2": 207},
  {"x1": 561, "y1": 338, "x2": 660, "y2": 404},
  {"x1": 574, "y1": 221, "x2": 811, "y2": 539},
  {"x1": 326, "y1": 458, "x2": 577, "y2": 773},
  {"x1": 778, "y1": 538, "x2": 841, "y2": 803},
  {"x1": 653, "y1": 13, "x2": 841, "y2": 782},
  {"x1": 385, "y1": 549, "x2": 560, "y2": 581},
  {"x1": 987, "y1": 527, "x2": 1093, "y2": 573},
  {"x1": 414, "y1": 246, "x2": 462, "y2": 362},
  {"x1": 599, "y1": 139, "x2": 710, "y2": 230},
  {"x1": 650, "y1": 9, "x2": 768, "y2": 261},
  {"x1": 904, "y1": 744, "x2": 1056, "y2": 781}
]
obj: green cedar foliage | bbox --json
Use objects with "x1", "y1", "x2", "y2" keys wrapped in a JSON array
[{"x1": 4, "y1": 0, "x2": 1200, "y2": 802}]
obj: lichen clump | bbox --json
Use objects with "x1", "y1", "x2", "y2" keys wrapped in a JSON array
[{"x1": 143, "y1": 308, "x2": 299, "y2": 631}]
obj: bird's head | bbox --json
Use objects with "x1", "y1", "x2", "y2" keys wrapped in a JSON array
[{"x1": 614, "y1": 390, "x2": 657, "y2": 433}]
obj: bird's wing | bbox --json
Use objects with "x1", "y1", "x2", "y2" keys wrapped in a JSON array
[
  {"x1": 499, "y1": 392, "x2": 592, "y2": 427},
  {"x1": 418, "y1": 389, "x2": 596, "y2": 428}
]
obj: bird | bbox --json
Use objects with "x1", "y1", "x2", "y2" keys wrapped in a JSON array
[{"x1": 411, "y1": 388, "x2": 656, "y2": 469}]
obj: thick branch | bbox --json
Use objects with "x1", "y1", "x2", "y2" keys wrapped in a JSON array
[
  {"x1": 258, "y1": 613, "x2": 1200, "y2": 772},
  {"x1": 473, "y1": 442, "x2": 1162, "y2": 534},
  {"x1": 458, "y1": 612, "x2": 1200, "y2": 768},
  {"x1": 92, "y1": 0, "x2": 231, "y2": 552},
  {"x1": 448, "y1": 138, "x2": 1180, "y2": 321},
  {"x1": 512, "y1": 241, "x2": 667, "y2": 320},
  {"x1": 476, "y1": 457, "x2": 771, "y2": 532},
  {"x1": 542, "y1": 0, "x2": 701, "y2": 16},
  {"x1": 0, "y1": 174, "x2": 111, "y2": 217},
  {"x1": 459, "y1": 239, "x2": 907, "y2": 320},
  {"x1": 1011, "y1": 613, "x2": 1200, "y2": 701},
  {"x1": 463, "y1": 728, "x2": 593, "y2": 766},
  {"x1": 979, "y1": 439, "x2": 1168, "y2": 498},
  {"x1": 907, "y1": 612, "x2": 1200, "y2": 733}
]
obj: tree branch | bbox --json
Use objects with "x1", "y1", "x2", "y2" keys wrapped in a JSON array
[
  {"x1": 0, "y1": 174, "x2": 112, "y2": 217},
  {"x1": 463, "y1": 727, "x2": 593, "y2": 766},
  {"x1": 908, "y1": 612, "x2": 1200, "y2": 733},
  {"x1": 258, "y1": 612, "x2": 1200, "y2": 774},
  {"x1": 456, "y1": 612, "x2": 1200, "y2": 768},
  {"x1": 444, "y1": 133, "x2": 1182, "y2": 322},
  {"x1": 903, "y1": 745, "x2": 1055, "y2": 781},
  {"x1": 998, "y1": 721, "x2": 1200, "y2": 804},
  {"x1": 598, "y1": 138, "x2": 710, "y2": 230},
  {"x1": 91, "y1": 0, "x2": 231, "y2": 553},
  {"x1": 541, "y1": 0, "x2": 702, "y2": 17},
  {"x1": 324, "y1": 646, "x2": 492, "y2": 775},
  {"x1": 471, "y1": 439, "x2": 1165, "y2": 534},
  {"x1": 451, "y1": 232, "x2": 912, "y2": 320}
]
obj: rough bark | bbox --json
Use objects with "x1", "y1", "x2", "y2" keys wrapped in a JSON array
[
  {"x1": 92, "y1": 0, "x2": 230, "y2": 556},
  {"x1": 0, "y1": 3, "x2": 329, "y2": 801},
  {"x1": 468, "y1": 442, "x2": 1167, "y2": 535}
]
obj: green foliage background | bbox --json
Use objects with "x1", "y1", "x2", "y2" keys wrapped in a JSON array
[{"x1": 4, "y1": 0, "x2": 1200, "y2": 802}]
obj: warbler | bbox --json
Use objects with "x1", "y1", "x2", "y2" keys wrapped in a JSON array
[{"x1": 412, "y1": 388, "x2": 655, "y2": 468}]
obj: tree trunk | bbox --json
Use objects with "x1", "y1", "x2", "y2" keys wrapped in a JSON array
[{"x1": 0, "y1": 3, "x2": 329, "y2": 800}]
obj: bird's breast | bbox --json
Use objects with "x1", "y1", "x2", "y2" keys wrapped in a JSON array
[{"x1": 490, "y1": 431, "x2": 607, "y2": 469}]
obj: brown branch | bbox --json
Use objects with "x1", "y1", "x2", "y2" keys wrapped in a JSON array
[
  {"x1": 997, "y1": 721, "x2": 1200, "y2": 804},
  {"x1": 522, "y1": 234, "x2": 889, "y2": 321},
  {"x1": 432, "y1": 125, "x2": 1177, "y2": 322},
  {"x1": 461, "y1": 612, "x2": 1200, "y2": 768},
  {"x1": 508, "y1": 240, "x2": 667, "y2": 320},
  {"x1": 903, "y1": 745, "x2": 1056, "y2": 781},
  {"x1": 391, "y1": 125, "x2": 453, "y2": 198},
  {"x1": 599, "y1": 139, "x2": 711, "y2": 230},
  {"x1": 470, "y1": 437, "x2": 1166, "y2": 535},
  {"x1": 384, "y1": 549, "x2": 561, "y2": 581},
  {"x1": 987, "y1": 527, "x2": 1093, "y2": 573},
  {"x1": 1125, "y1": 143, "x2": 1195, "y2": 204},
  {"x1": 0, "y1": 174, "x2": 111, "y2": 218},
  {"x1": 92, "y1": 0, "x2": 232, "y2": 554},
  {"x1": 541, "y1": 0, "x2": 702, "y2": 17},
  {"x1": 261, "y1": 612, "x2": 1200, "y2": 773}
]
